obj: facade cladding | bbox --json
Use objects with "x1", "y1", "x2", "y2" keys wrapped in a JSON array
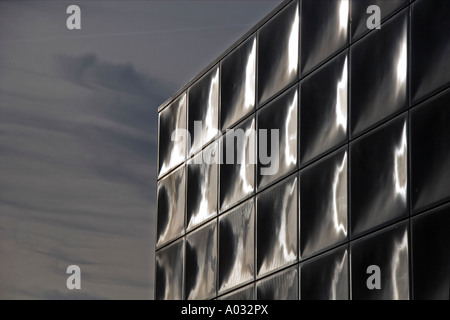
[{"x1": 155, "y1": 0, "x2": 450, "y2": 300}]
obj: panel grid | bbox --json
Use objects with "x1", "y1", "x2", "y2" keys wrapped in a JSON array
[{"x1": 156, "y1": 0, "x2": 450, "y2": 300}]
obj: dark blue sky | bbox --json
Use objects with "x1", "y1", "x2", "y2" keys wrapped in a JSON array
[{"x1": 0, "y1": 0, "x2": 280, "y2": 299}]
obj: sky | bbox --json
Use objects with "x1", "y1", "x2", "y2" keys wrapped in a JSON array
[{"x1": 0, "y1": 0, "x2": 281, "y2": 299}]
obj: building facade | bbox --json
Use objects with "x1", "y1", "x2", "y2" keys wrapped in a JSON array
[{"x1": 155, "y1": 0, "x2": 450, "y2": 300}]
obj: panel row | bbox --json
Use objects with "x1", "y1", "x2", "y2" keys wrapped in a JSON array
[
  {"x1": 156, "y1": 204, "x2": 450, "y2": 300},
  {"x1": 158, "y1": 0, "x2": 450, "y2": 176},
  {"x1": 157, "y1": 88, "x2": 450, "y2": 247}
]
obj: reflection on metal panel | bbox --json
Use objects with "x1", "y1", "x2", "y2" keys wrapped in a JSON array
[
  {"x1": 350, "y1": 11, "x2": 407, "y2": 137},
  {"x1": 158, "y1": 93, "x2": 186, "y2": 178},
  {"x1": 157, "y1": 165, "x2": 185, "y2": 247},
  {"x1": 351, "y1": 222, "x2": 409, "y2": 300},
  {"x1": 300, "y1": 0, "x2": 348, "y2": 74},
  {"x1": 188, "y1": 66, "x2": 219, "y2": 155},
  {"x1": 256, "y1": 266, "x2": 298, "y2": 300},
  {"x1": 411, "y1": 89, "x2": 450, "y2": 213},
  {"x1": 351, "y1": 115, "x2": 408, "y2": 237},
  {"x1": 300, "y1": 246, "x2": 348, "y2": 300},
  {"x1": 155, "y1": 239, "x2": 184, "y2": 300},
  {"x1": 300, "y1": 52, "x2": 348, "y2": 166},
  {"x1": 257, "y1": 175, "x2": 298, "y2": 276},
  {"x1": 185, "y1": 221, "x2": 217, "y2": 300},
  {"x1": 257, "y1": 86, "x2": 298, "y2": 189},
  {"x1": 300, "y1": 148, "x2": 348, "y2": 258},
  {"x1": 219, "y1": 199, "x2": 254, "y2": 293},
  {"x1": 220, "y1": 116, "x2": 255, "y2": 212},
  {"x1": 187, "y1": 142, "x2": 218, "y2": 230},
  {"x1": 219, "y1": 284, "x2": 254, "y2": 300},
  {"x1": 258, "y1": 0, "x2": 298, "y2": 105},
  {"x1": 221, "y1": 36, "x2": 256, "y2": 130}
]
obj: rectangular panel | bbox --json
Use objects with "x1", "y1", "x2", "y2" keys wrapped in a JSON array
[
  {"x1": 300, "y1": 52, "x2": 348, "y2": 166},
  {"x1": 258, "y1": 0, "x2": 298, "y2": 105},
  {"x1": 220, "y1": 116, "x2": 255, "y2": 212},
  {"x1": 155, "y1": 239, "x2": 184, "y2": 300},
  {"x1": 257, "y1": 175, "x2": 298, "y2": 277},
  {"x1": 188, "y1": 66, "x2": 219, "y2": 155},
  {"x1": 300, "y1": 147, "x2": 348, "y2": 258},
  {"x1": 350, "y1": 0, "x2": 408, "y2": 41},
  {"x1": 256, "y1": 266, "x2": 298, "y2": 300},
  {"x1": 156, "y1": 165, "x2": 185, "y2": 248},
  {"x1": 185, "y1": 221, "x2": 217, "y2": 300},
  {"x1": 221, "y1": 36, "x2": 256, "y2": 130},
  {"x1": 300, "y1": 0, "x2": 348, "y2": 75},
  {"x1": 186, "y1": 142, "x2": 218, "y2": 231},
  {"x1": 219, "y1": 284, "x2": 254, "y2": 300},
  {"x1": 351, "y1": 222, "x2": 409, "y2": 300},
  {"x1": 411, "y1": 0, "x2": 450, "y2": 104},
  {"x1": 350, "y1": 114, "x2": 408, "y2": 237},
  {"x1": 257, "y1": 86, "x2": 298, "y2": 189},
  {"x1": 412, "y1": 204, "x2": 450, "y2": 300},
  {"x1": 300, "y1": 245, "x2": 349, "y2": 300},
  {"x1": 219, "y1": 199, "x2": 255, "y2": 293},
  {"x1": 350, "y1": 10, "x2": 408, "y2": 137},
  {"x1": 158, "y1": 93, "x2": 186, "y2": 178},
  {"x1": 411, "y1": 88, "x2": 450, "y2": 214}
]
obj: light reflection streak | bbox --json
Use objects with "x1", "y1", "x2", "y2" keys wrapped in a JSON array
[
  {"x1": 244, "y1": 39, "x2": 256, "y2": 110},
  {"x1": 393, "y1": 123, "x2": 407, "y2": 202},
  {"x1": 391, "y1": 230, "x2": 409, "y2": 300},
  {"x1": 332, "y1": 152, "x2": 348, "y2": 236},
  {"x1": 335, "y1": 57, "x2": 348, "y2": 131},
  {"x1": 288, "y1": 5, "x2": 299, "y2": 74},
  {"x1": 285, "y1": 90, "x2": 298, "y2": 166},
  {"x1": 331, "y1": 249, "x2": 347, "y2": 300},
  {"x1": 339, "y1": 0, "x2": 349, "y2": 31}
]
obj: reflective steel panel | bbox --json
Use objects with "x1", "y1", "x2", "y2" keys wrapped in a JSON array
[
  {"x1": 411, "y1": 0, "x2": 450, "y2": 104},
  {"x1": 350, "y1": 115, "x2": 408, "y2": 237},
  {"x1": 256, "y1": 266, "x2": 298, "y2": 300},
  {"x1": 300, "y1": 246, "x2": 349, "y2": 300},
  {"x1": 186, "y1": 142, "x2": 218, "y2": 231},
  {"x1": 220, "y1": 116, "x2": 255, "y2": 212},
  {"x1": 350, "y1": 11, "x2": 408, "y2": 137},
  {"x1": 351, "y1": 0, "x2": 408, "y2": 41},
  {"x1": 300, "y1": 0, "x2": 348, "y2": 75},
  {"x1": 300, "y1": 148, "x2": 348, "y2": 258},
  {"x1": 258, "y1": 0, "x2": 299, "y2": 105},
  {"x1": 188, "y1": 66, "x2": 219, "y2": 155},
  {"x1": 351, "y1": 222, "x2": 409, "y2": 300},
  {"x1": 411, "y1": 89, "x2": 450, "y2": 213},
  {"x1": 219, "y1": 200, "x2": 255, "y2": 293},
  {"x1": 257, "y1": 175, "x2": 298, "y2": 277},
  {"x1": 257, "y1": 86, "x2": 298, "y2": 189},
  {"x1": 221, "y1": 36, "x2": 256, "y2": 130},
  {"x1": 156, "y1": 165, "x2": 185, "y2": 248},
  {"x1": 155, "y1": 239, "x2": 184, "y2": 300},
  {"x1": 412, "y1": 204, "x2": 450, "y2": 300},
  {"x1": 219, "y1": 284, "x2": 254, "y2": 300},
  {"x1": 158, "y1": 93, "x2": 186, "y2": 178},
  {"x1": 185, "y1": 221, "x2": 217, "y2": 300},
  {"x1": 300, "y1": 52, "x2": 348, "y2": 166}
]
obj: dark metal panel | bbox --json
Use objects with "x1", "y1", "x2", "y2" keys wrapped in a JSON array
[
  {"x1": 158, "y1": 93, "x2": 186, "y2": 179},
  {"x1": 300, "y1": 0, "x2": 349, "y2": 75},
  {"x1": 256, "y1": 175, "x2": 298, "y2": 277},
  {"x1": 220, "y1": 116, "x2": 255, "y2": 212},
  {"x1": 218, "y1": 284, "x2": 255, "y2": 300},
  {"x1": 350, "y1": 10, "x2": 408, "y2": 138},
  {"x1": 350, "y1": 115, "x2": 408, "y2": 237},
  {"x1": 411, "y1": 0, "x2": 450, "y2": 104},
  {"x1": 411, "y1": 89, "x2": 450, "y2": 213},
  {"x1": 257, "y1": 86, "x2": 298, "y2": 190},
  {"x1": 258, "y1": 0, "x2": 299, "y2": 105},
  {"x1": 186, "y1": 142, "x2": 218, "y2": 231},
  {"x1": 300, "y1": 52, "x2": 348, "y2": 166},
  {"x1": 221, "y1": 36, "x2": 256, "y2": 131},
  {"x1": 185, "y1": 221, "x2": 217, "y2": 300},
  {"x1": 155, "y1": 239, "x2": 184, "y2": 300},
  {"x1": 219, "y1": 199, "x2": 255, "y2": 293},
  {"x1": 351, "y1": 222, "x2": 409, "y2": 300},
  {"x1": 300, "y1": 246, "x2": 349, "y2": 300},
  {"x1": 156, "y1": 165, "x2": 185, "y2": 248},
  {"x1": 256, "y1": 266, "x2": 298, "y2": 300},
  {"x1": 300, "y1": 148, "x2": 348, "y2": 258}
]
